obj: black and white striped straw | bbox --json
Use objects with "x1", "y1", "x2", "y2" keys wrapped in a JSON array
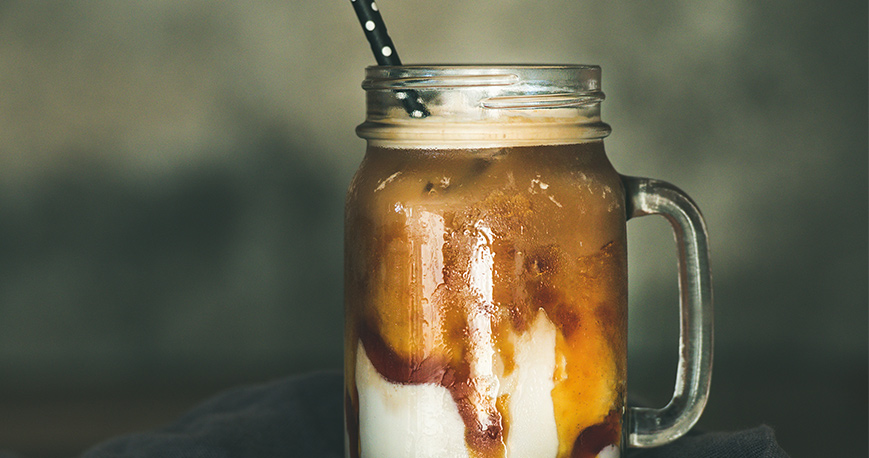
[{"x1": 349, "y1": 0, "x2": 429, "y2": 118}]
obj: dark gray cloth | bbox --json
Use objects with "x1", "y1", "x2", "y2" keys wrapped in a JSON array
[
  {"x1": 626, "y1": 426, "x2": 789, "y2": 458},
  {"x1": 66, "y1": 371, "x2": 786, "y2": 458},
  {"x1": 83, "y1": 372, "x2": 344, "y2": 458}
]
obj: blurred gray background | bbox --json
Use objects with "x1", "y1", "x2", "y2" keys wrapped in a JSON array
[{"x1": 0, "y1": 1, "x2": 865, "y2": 457}]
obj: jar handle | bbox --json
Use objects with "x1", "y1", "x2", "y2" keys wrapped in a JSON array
[{"x1": 622, "y1": 175, "x2": 714, "y2": 447}]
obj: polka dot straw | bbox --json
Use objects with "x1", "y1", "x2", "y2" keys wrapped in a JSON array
[{"x1": 349, "y1": 0, "x2": 429, "y2": 118}]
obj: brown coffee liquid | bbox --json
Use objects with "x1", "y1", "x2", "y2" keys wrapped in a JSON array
[{"x1": 345, "y1": 141, "x2": 627, "y2": 458}]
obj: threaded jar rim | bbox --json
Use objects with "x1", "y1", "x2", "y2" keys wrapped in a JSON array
[{"x1": 358, "y1": 65, "x2": 611, "y2": 147}]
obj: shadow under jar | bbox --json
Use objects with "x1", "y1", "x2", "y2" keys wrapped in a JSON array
[{"x1": 344, "y1": 65, "x2": 713, "y2": 458}]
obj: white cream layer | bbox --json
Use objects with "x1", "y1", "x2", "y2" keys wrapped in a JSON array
[
  {"x1": 356, "y1": 341, "x2": 469, "y2": 458},
  {"x1": 355, "y1": 310, "x2": 561, "y2": 458}
]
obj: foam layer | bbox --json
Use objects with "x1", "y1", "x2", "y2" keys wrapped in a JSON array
[{"x1": 362, "y1": 119, "x2": 607, "y2": 149}]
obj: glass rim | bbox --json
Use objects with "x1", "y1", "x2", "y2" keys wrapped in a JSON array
[
  {"x1": 358, "y1": 64, "x2": 611, "y2": 145},
  {"x1": 362, "y1": 64, "x2": 603, "y2": 91},
  {"x1": 364, "y1": 63, "x2": 601, "y2": 69}
]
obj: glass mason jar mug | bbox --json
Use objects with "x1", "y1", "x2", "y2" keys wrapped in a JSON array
[{"x1": 344, "y1": 65, "x2": 712, "y2": 458}]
